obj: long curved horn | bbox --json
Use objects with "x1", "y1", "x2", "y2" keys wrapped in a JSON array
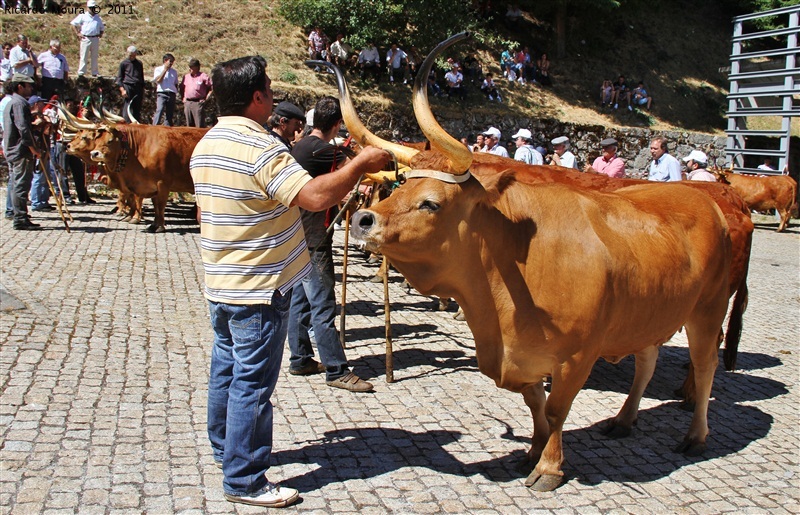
[
  {"x1": 102, "y1": 108, "x2": 126, "y2": 123},
  {"x1": 58, "y1": 103, "x2": 99, "y2": 130},
  {"x1": 126, "y1": 98, "x2": 141, "y2": 124},
  {"x1": 307, "y1": 59, "x2": 418, "y2": 165},
  {"x1": 413, "y1": 32, "x2": 473, "y2": 174}
]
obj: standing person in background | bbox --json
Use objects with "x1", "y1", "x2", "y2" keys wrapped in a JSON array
[
  {"x1": 511, "y1": 128, "x2": 543, "y2": 165},
  {"x1": 683, "y1": 150, "x2": 715, "y2": 182},
  {"x1": 9, "y1": 35, "x2": 37, "y2": 80},
  {"x1": 152, "y1": 53, "x2": 178, "y2": 126},
  {"x1": 647, "y1": 137, "x2": 681, "y2": 182},
  {"x1": 70, "y1": 0, "x2": 104, "y2": 78},
  {"x1": 63, "y1": 98, "x2": 95, "y2": 203},
  {"x1": 757, "y1": 157, "x2": 776, "y2": 171},
  {"x1": 116, "y1": 45, "x2": 145, "y2": 123},
  {"x1": 190, "y1": 55, "x2": 389, "y2": 508},
  {"x1": 0, "y1": 43, "x2": 14, "y2": 82},
  {"x1": 549, "y1": 136, "x2": 578, "y2": 169},
  {"x1": 481, "y1": 126, "x2": 508, "y2": 157},
  {"x1": 471, "y1": 133, "x2": 485, "y2": 153},
  {"x1": 287, "y1": 96, "x2": 374, "y2": 393},
  {"x1": 37, "y1": 40, "x2": 68, "y2": 100},
  {"x1": 180, "y1": 59, "x2": 212, "y2": 128},
  {"x1": 265, "y1": 101, "x2": 306, "y2": 151},
  {"x1": 588, "y1": 138, "x2": 625, "y2": 178}
]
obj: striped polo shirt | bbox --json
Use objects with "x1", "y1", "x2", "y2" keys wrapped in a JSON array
[{"x1": 190, "y1": 116, "x2": 313, "y2": 305}]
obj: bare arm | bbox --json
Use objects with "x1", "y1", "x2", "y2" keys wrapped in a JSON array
[{"x1": 292, "y1": 146, "x2": 390, "y2": 211}]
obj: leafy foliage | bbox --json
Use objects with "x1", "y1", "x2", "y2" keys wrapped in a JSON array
[{"x1": 277, "y1": 0, "x2": 481, "y2": 51}]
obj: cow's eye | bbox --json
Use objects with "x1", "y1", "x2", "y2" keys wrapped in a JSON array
[{"x1": 420, "y1": 199, "x2": 440, "y2": 212}]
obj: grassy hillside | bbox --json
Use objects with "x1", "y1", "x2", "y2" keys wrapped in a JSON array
[{"x1": 1, "y1": 0, "x2": 790, "y2": 136}]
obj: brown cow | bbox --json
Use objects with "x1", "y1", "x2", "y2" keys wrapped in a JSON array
[
  {"x1": 81, "y1": 124, "x2": 207, "y2": 232},
  {"x1": 712, "y1": 168, "x2": 798, "y2": 232}
]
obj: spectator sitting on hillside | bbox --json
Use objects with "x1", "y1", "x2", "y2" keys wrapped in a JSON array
[
  {"x1": 632, "y1": 81, "x2": 652, "y2": 109},
  {"x1": 444, "y1": 64, "x2": 466, "y2": 101},
  {"x1": 536, "y1": 53, "x2": 552, "y2": 86},
  {"x1": 506, "y1": 65, "x2": 522, "y2": 86},
  {"x1": 505, "y1": 4, "x2": 522, "y2": 27},
  {"x1": 500, "y1": 47, "x2": 514, "y2": 77},
  {"x1": 308, "y1": 26, "x2": 328, "y2": 63},
  {"x1": 357, "y1": 42, "x2": 381, "y2": 82},
  {"x1": 462, "y1": 53, "x2": 482, "y2": 83},
  {"x1": 612, "y1": 75, "x2": 632, "y2": 111},
  {"x1": 513, "y1": 47, "x2": 526, "y2": 83},
  {"x1": 406, "y1": 45, "x2": 423, "y2": 82},
  {"x1": 329, "y1": 33, "x2": 353, "y2": 68},
  {"x1": 600, "y1": 79, "x2": 613, "y2": 108},
  {"x1": 522, "y1": 47, "x2": 536, "y2": 82},
  {"x1": 427, "y1": 68, "x2": 442, "y2": 97},
  {"x1": 481, "y1": 72, "x2": 501, "y2": 102}
]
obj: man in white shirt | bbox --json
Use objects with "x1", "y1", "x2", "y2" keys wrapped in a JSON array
[
  {"x1": 385, "y1": 43, "x2": 407, "y2": 84},
  {"x1": 0, "y1": 42, "x2": 13, "y2": 82},
  {"x1": 152, "y1": 53, "x2": 179, "y2": 126},
  {"x1": 357, "y1": 43, "x2": 381, "y2": 82},
  {"x1": 647, "y1": 137, "x2": 682, "y2": 182},
  {"x1": 444, "y1": 64, "x2": 465, "y2": 101},
  {"x1": 329, "y1": 33, "x2": 352, "y2": 68},
  {"x1": 550, "y1": 136, "x2": 578, "y2": 169},
  {"x1": 9, "y1": 35, "x2": 37, "y2": 79},
  {"x1": 511, "y1": 128, "x2": 543, "y2": 165},
  {"x1": 70, "y1": 0, "x2": 104, "y2": 77},
  {"x1": 481, "y1": 127, "x2": 508, "y2": 157},
  {"x1": 37, "y1": 39, "x2": 69, "y2": 100}
]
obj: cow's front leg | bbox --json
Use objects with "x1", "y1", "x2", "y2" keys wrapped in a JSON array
[
  {"x1": 149, "y1": 181, "x2": 168, "y2": 233},
  {"x1": 128, "y1": 195, "x2": 144, "y2": 225},
  {"x1": 601, "y1": 345, "x2": 659, "y2": 438},
  {"x1": 525, "y1": 359, "x2": 594, "y2": 492},
  {"x1": 521, "y1": 381, "x2": 549, "y2": 467}
]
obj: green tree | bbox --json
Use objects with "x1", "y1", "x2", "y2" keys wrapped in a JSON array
[{"x1": 278, "y1": 0, "x2": 480, "y2": 52}]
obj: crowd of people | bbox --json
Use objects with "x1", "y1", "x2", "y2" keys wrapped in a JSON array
[{"x1": 601, "y1": 75, "x2": 653, "y2": 111}]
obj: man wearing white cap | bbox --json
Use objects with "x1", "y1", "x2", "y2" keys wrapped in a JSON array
[
  {"x1": 550, "y1": 136, "x2": 578, "y2": 169},
  {"x1": 511, "y1": 128, "x2": 542, "y2": 165},
  {"x1": 481, "y1": 127, "x2": 508, "y2": 157},
  {"x1": 71, "y1": 0, "x2": 104, "y2": 77},
  {"x1": 683, "y1": 150, "x2": 715, "y2": 182}
]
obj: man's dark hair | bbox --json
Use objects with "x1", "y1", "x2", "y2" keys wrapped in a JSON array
[
  {"x1": 312, "y1": 96, "x2": 342, "y2": 132},
  {"x1": 2, "y1": 42, "x2": 12, "y2": 50},
  {"x1": 163, "y1": 53, "x2": 175, "y2": 62},
  {"x1": 188, "y1": 58, "x2": 200, "y2": 68},
  {"x1": 265, "y1": 112, "x2": 282, "y2": 130},
  {"x1": 211, "y1": 56, "x2": 267, "y2": 117}
]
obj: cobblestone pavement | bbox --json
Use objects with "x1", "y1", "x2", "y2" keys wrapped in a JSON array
[{"x1": 1, "y1": 198, "x2": 798, "y2": 514}]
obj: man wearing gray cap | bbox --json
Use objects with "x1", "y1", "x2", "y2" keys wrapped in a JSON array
[
  {"x1": 116, "y1": 45, "x2": 144, "y2": 122},
  {"x1": 3, "y1": 73, "x2": 42, "y2": 230},
  {"x1": 590, "y1": 137, "x2": 625, "y2": 178},
  {"x1": 511, "y1": 128, "x2": 543, "y2": 165},
  {"x1": 266, "y1": 101, "x2": 306, "y2": 150},
  {"x1": 550, "y1": 136, "x2": 578, "y2": 169},
  {"x1": 481, "y1": 126, "x2": 508, "y2": 157}
]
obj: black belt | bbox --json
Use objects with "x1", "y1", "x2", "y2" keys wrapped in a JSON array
[
  {"x1": 186, "y1": 98, "x2": 204, "y2": 102},
  {"x1": 84, "y1": 35, "x2": 100, "y2": 37}
]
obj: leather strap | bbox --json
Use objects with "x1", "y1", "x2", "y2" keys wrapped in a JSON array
[{"x1": 404, "y1": 170, "x2": 472, "y2": 183}]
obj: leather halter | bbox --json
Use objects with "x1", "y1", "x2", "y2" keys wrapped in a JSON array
[{"x1": 114, "y1": 129, "x2": 130, "y2": 173}]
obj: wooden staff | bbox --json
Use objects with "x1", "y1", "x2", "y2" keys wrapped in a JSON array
[
  {"x1": 36, "y1": 150, "x2": 70, "y2": 232},
  {"x1": 383, "y1": 255, "x2": 393, "y2": 383}
]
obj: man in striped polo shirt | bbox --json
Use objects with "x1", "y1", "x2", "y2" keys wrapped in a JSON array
[{"x1": 190, "y1": 55, "x2": 389, "y2": 508}]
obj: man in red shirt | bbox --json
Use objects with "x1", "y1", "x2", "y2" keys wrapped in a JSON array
[{"x1": 180, "y1": 58, "x2": 212, "y2": 127}]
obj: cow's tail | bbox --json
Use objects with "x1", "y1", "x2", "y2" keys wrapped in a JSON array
[{"x1": 723, "y1": 261, "x2": 749, "y2": 371}]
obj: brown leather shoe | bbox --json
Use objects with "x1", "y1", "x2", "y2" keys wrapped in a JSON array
[
  {"x1": 326, "y1": 372, "x2": 374, "y2": 392},
  {"x1": 289, "y1": 360, "x2": 326, "y2": 376}
]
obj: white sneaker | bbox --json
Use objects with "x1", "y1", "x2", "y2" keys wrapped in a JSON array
[
  {"x1": 628, "y1": 105, "x2": 633, "y2": 111},
  {"x1": 224, "y1": 482, "x2": 299, "y2": 508}
]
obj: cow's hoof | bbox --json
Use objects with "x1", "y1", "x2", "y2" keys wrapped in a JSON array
[
  {"x1": 674, "y1": 438, "x2": 706, "y2": 457},
  {"x1": 129, "y1": 217, "x2": 143, "y2": 225},
  {"x1": 146, "y1": 224, "x2": 166, "y2": 234},
  {"x1": 369, "y1": 275, "x2": 384, "y2": 283},
  {"x1": 119, "y1": 215, "x2": 132, "y2": 222},
  {"x1": 155, "y1": 226, "x2": 166, "y2": 234},
  {"x1": 600, "y1": 418, "x2": 635, "y2": 438},
  {"x1": 524, "y1": 471, "x2": 563, "y2": 491},
  {"x1": 400, "y1": 279, "x2": 410, "y2": 290},
  {"x1": 437, "y1": 298, "x2": 449, "y2": 311},
  {"x1": 453, "y1": 308, "x2": 465, "y2": 321}
]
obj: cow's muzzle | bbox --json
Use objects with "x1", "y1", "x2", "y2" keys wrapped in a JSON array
[
  {"x1": 90, "y1": 150, "x2": 106, "y2": 162},
  {"x1": 350, "y1": 209, "x2": 381, "y2": 252}
]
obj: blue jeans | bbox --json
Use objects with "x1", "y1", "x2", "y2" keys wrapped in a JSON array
[
  {"x1": 152, "y1": 91, "x2": 176, "y2": 126},
  {"x1": 288, "y1": 245, "x2": 349, "y2": 381},
  {"x1": 30, "y1": 161, "x2": 50, "y2": 208},
  {"x1": 206, "y1": 293, "x2": 290, "y2": 496}
]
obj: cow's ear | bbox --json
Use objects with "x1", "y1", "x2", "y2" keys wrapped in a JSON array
[{"x1": 479, "y1": 169, "x2": 532, "y2": 223}]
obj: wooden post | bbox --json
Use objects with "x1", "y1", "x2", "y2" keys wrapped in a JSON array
[{"x1": 383, "y1": 256, "x2": 393, "y2": 383}]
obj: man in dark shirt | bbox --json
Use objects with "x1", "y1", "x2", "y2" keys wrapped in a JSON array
[
  {"x1": 287, "y1": 96, "x2": 373, "y2": 392},
  {"x1": 116, "y1": 45, "x2": 145, "y2": 122},
  {"x1": 265, "y1": 101, "x2": 305, "y2": 150},
  {"x1": 3, "y1": 73, "x2": 41, "y2": 230}
]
